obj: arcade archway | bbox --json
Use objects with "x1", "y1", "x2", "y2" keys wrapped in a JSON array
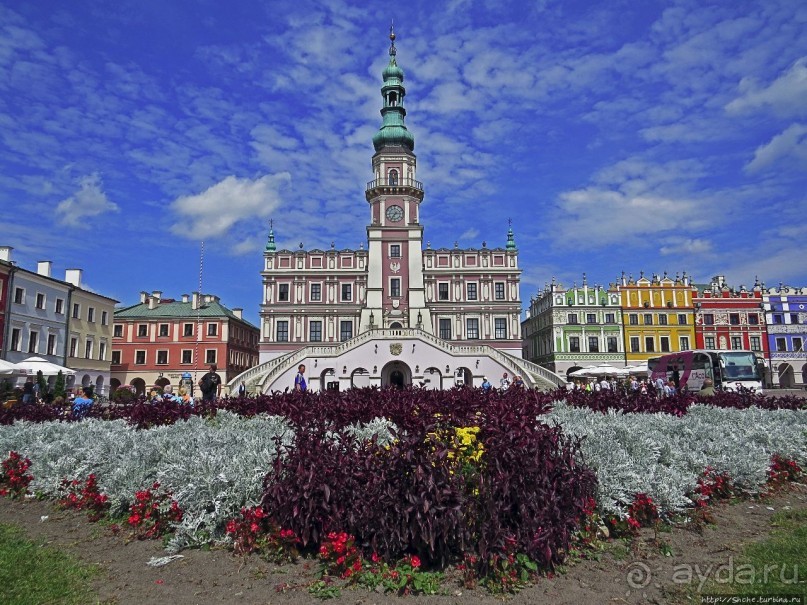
[
  {"x1": 381, "y1": 361, "x2": 411, "y2": 389},
  {"x1": 778, "y1": 363, "x2": 795, "y2": 388}
]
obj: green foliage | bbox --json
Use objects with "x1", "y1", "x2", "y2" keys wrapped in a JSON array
[
  {"x1": 36, "y1": 371, "x2": 47, "y2": 398},
  {"x1": 0, "y1": 523, "x2": 99, "y2": 605},
  {"x1": 53, "y1": 371, "x2": 66, "y2": 399}
]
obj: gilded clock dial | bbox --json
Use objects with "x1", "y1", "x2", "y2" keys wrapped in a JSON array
[{"x1": 386, "y1": 205, "x2": 404, "y2": 222}]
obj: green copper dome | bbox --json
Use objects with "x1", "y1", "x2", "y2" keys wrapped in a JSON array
[{"x1": 372, "y1": 26, "x2": 414, "y2": 153}]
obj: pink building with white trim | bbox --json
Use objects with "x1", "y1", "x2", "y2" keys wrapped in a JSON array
[{"x1": 233, "y1": 30, "x2": 563, "y2": 393}]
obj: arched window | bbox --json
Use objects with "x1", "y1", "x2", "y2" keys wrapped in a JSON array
[
  {"x1": 388, "y1": 92, "x2": 397, "y2": 106},
  {"x1": 389, "y1": 169, "x2": 398, "y2": 186}
]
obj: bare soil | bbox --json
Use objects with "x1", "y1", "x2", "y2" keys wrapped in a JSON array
[{"x1": 2, "y1": 485, "x2": 806, "y2": 605}]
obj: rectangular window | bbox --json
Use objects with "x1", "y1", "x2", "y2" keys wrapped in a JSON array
[
  {"x1": 113, "y1": 324, "x2": 123, "y2": 337},
  {"x1": 730, "y1": 336, "x2": 742, "y2": 349},
  {"x1": 276, "y1": 320, "x2": 289, "y2": 342},
  {"x1": 586, "y1": 313, "x2": 596, "y2": 324},
  {"x1": 776, "y1": 337, "x2": 786, "y2": 352},
  {"x1": 750, "y1": 336, "x2": 761, "y2": 351},
  {"x1": 70, "y1": 337, "x2": 78, "y2": 357},
  {"x1": 88, "y1": 307, "x2": 95, "y2": 322},
  {"x1": 341, "y1": 284, "x2": 352, "y2": 301},
  {"x1": 111, "y1": 351, "x2": 121, "y2": 365},
  {"x1": 340, "y1": 321, "x2": 353, "y2": 341},
  {"x1": 660, "y1": 336, "x2": 670, "y2": 352},
  {"x1": 705, "y1": 336, "x2": 716, "y2": 349},
  {"x1": 13, "y1": 288, "x2": 24, "y2": 304},
  {"x1": 182, "y1": 350, "x2": 192, "y2": 364},
  {"x1": 607, "y1": 336, "x2": 618, "y2": 353},
  {"x1": 629, "y1": 314, "x2": 638, "y2": 325},
  {"x1": 644, "y1": 313, "x2": 653, "y2": 325},
  {"x1": 466, "y1": 283, "x2": 477, "y2": 300},
  {"x1": 605, "y1": 312, "x2": 616, "y2": 323},
  {"x1": 680, "y1": 336, "x2": 690, "y2": 351},
  {"x1": 47, "y1": 334, "x2": 56, "y2": 356},
  {"x1": 84, "y1": 340, "x2": 93, "y2": 359},
  {"x1": 156, "y1": 350, "x2": 168, "y2": 365},
  {"x1": 645, "y1": 336, "x2": 655, "y2": 352},
  {"x1": 494, "y1": 318, "x2": 507, "y2": 339},
  {"x1": 588, "y1": 336, "x2": 599, "y2": 352},
  {"x1": 309, "y1": 321, "x2": 322, "y2": 342},
  {"x1": 567, "y1": 313, "x2": 579, "y2": 325},
  {"x1": 135, "y1": 350, "x2": 146, "y2": 364},
  {"x1": 793, "y1": 337, "x2": 804, "y2": 352},
  {"x1": 55, "y1": 298, "x2": 64, "y2": 314},
  {"x1": 310, "y1": 284, "x2": 321, "y2": 301},
  {"x1": 704, "y1": 313, "x2": 715, "y2": 326},
  {"x1": 390, "y1": 278, "x2": 401, "y2": 297},
  {"x1": 748, "y1": 313, "x2": 759, "y2": 325},
  {"x1": 205, "y1": 350, "x2": 217, "y2": 364},
  {"x1": 36, "y1": 293, "x2": 45, "y2": 309},
  {"x1": 438, "y1": 283, "x2": 449, "y2": 301},
  {"x1": 98, "y1": 342, "x2": 106, "y2": 361},
  {"x1": 207, "y1": 323, "x2": 218, "y2": 336},
  {"x1": 72, "y1": 303, "x2": 80, "y2": 319},
  {"x1": 10, "y1": 328, "x2": 21, "y2": 351},
  {"x1": 183, "y1": 323, "x2": 194, "y2": 336},
  {"x1": 729, "y1": 313, "x2": 740, "y2": 325},
  {"x1": 28, "y1": 331, "x2": 38, "y2": 354},
  {"x1": 658, "y1": 314, "x2": 668, "y2": 325},
  {"x1": 494, "y1": 283, "x2": 505, "y2": 300},
  {"x1": 390, "y1": 244, "x2": 401, "y2": 258},
  {"x1": 569, "y1": 336, "x2": 580, "y2": 352},
  {"x1": 137, "y1": 324, "x2": 148, "y2": 337},
  {"x1": 439, "y1": 319, "x2": 452, "y2": 340},
  {"x1": 466, "y1": 318, "x2": 479, "y2": 339},
  {"x1": 101, "y1": 310, "x2": 108, "y2": 325},
  {"x1": 773, "y1": 314, "x2": 783, "y2": 324},
  {"x1": 278, "y1": 284, "x2": 289, "y2": 302},
  {"x1": 678, "y1": 313, "x2": 687, "y2": 325},
  {"x1": 158, "y1": 323, "x2": 169, "y2": 337},
  {"x1": 791, "y1": 313, "x2": 800, "y2": 325},
  {"x1": 629, "y1": 336, "x2": 640, "y2": 353}
]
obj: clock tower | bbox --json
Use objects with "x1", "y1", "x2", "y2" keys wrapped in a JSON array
[{"x1": 362, "y1": 27, "x2": 431, "y2": 333}]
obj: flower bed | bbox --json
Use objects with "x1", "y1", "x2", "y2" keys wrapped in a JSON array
[{"x1": 1, "y1": 387, "x2": 805, "y2": 594}]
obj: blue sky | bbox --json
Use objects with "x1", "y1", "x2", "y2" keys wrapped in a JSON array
[{"x1": 2, "y1": 0, "x2": 806, "y2": 324}]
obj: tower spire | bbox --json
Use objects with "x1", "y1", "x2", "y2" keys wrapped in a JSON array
[
  {"x1": 372, "y1": 25, "x2": 414, "y2": 152},
  {"x1": 265, "y1": 219, "x2": 276, "y2": 252},
  {"x1": 506, "y1": 218, "x2": 516, "y2": 250}
]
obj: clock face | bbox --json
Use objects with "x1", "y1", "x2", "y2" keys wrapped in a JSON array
[{"x1": 386, "y1": 205, "x2": 404, "y2": 222}]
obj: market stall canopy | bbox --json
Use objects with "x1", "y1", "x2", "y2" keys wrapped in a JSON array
[
  {"x1": 14, "y1": 356, "x2": 76, "y2": 377},
  {"x1": 569, "y1": 366, "x2": 596, "y2": 378},
  {"x1": 0, "y1": 359, "x2": 19, "y2": 375},
  {"x1": 587, "y1": 364, "x2": 620, "y2": 377}
]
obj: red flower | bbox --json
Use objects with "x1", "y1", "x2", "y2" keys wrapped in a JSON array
[{"x1": 410, "y1": 555, "x2": 421, "y2": 569}]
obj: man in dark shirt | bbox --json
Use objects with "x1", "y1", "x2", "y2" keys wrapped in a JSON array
[
  {"x1": 198, "y1": 364, "x2": 222, "y2": 402},
  {"x1": 22, "y1": 378, "x2": 35, "y2": 404}
]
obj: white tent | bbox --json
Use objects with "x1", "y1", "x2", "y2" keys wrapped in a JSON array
[
  {"x1": 0, "y1": 359, "x2": 19, "y2": 375},
  {"x1": 587, "y1": 364, "x2": 620, "y2": 377},
  {"x1": 14, "y1": 356, "x2": 76, "y2": 377},
  {"x1": 569, "y1": 366, "x2": 596, "y2": 378}
]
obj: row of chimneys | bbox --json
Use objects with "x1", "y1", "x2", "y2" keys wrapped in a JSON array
[
  {"x1": 0, "y1": 246, "x2": 83, "y2": 288},
  {"x1": 139, "y1": 290, "x2": 243, "y2": 319}
]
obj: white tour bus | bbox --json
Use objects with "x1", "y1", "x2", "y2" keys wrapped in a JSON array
[{"x1": 648, "y1": 349, "x2": 764, "y2": 392}]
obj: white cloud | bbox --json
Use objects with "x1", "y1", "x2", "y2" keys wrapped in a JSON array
[
  {"x1": 170, "y1": 174, "x2": 291, "y2": 240},
  {"x1": 726, "y1": 57, "x2": 807, "y2": 117},
  {"x1": 745, "y1": 123, "x2": 807, "y2": 172},
  {"x1": 659, "y1": 237, "x2": 713, "y2": 256},
  {"x1": 55, "y1": 174, "x2": 119, "y2": 227}
]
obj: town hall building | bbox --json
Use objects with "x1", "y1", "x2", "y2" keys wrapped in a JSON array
[{"x1": 228, "y1": 29, "x2": 563, "y2": 394}]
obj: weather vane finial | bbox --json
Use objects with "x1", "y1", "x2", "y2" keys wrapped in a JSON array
[{"x1": 389, "y1": 20, "x2": 397, "y2": 56}]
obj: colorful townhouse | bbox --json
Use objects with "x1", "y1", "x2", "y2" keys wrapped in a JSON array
[
  {"x1": 0, "y1": 253, "x2": 10, "y2": 356},
  {"x1": 617, "y1": 272, "x2": 696, "y2": 363},
  {"x1": 522, "y1": 277, "x2": 625, "y2": 377},
  {"x1": 692, "y1": 274, "x2": 768, "y2": 361},
  {"x1": 111, "y1": 291, "x2": 260, "y2": 395},
  {"x1": 764, "y1": 285, "x2": 807, "y2": 389}
]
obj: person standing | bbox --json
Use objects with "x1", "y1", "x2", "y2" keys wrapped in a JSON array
[
  {"x1": 198, "y1": 364, "x2": 222, "y2": 402},
  {"x1": 238, "y1": 381, "x2": 246, "y2": 397},
  {"x1": 72, "y1": 388, "x2": 93, "y2": 419},
  {"x1": 22, "y1": 378, "x2": 34, "y2": 405},
  {"x1": 499, "y1": 372, "x2": 510, "y2": 390},
  {"x1": 698, "y1": 378, "x2": 716, "y2": 397},
  {"x1": 294, "y1": 364, "x2": 307, "y2": 392},
  {"x1": 481, "y1": 377, "x2": 492, "y2": 391}
]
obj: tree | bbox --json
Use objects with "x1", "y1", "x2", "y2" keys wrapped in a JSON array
[
  {"x1": 36, "y1": 370, "x2": 48, "y2": 397},
  {"x1": 54, "y1": 371, "x2": 66, "y2": 399}
]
